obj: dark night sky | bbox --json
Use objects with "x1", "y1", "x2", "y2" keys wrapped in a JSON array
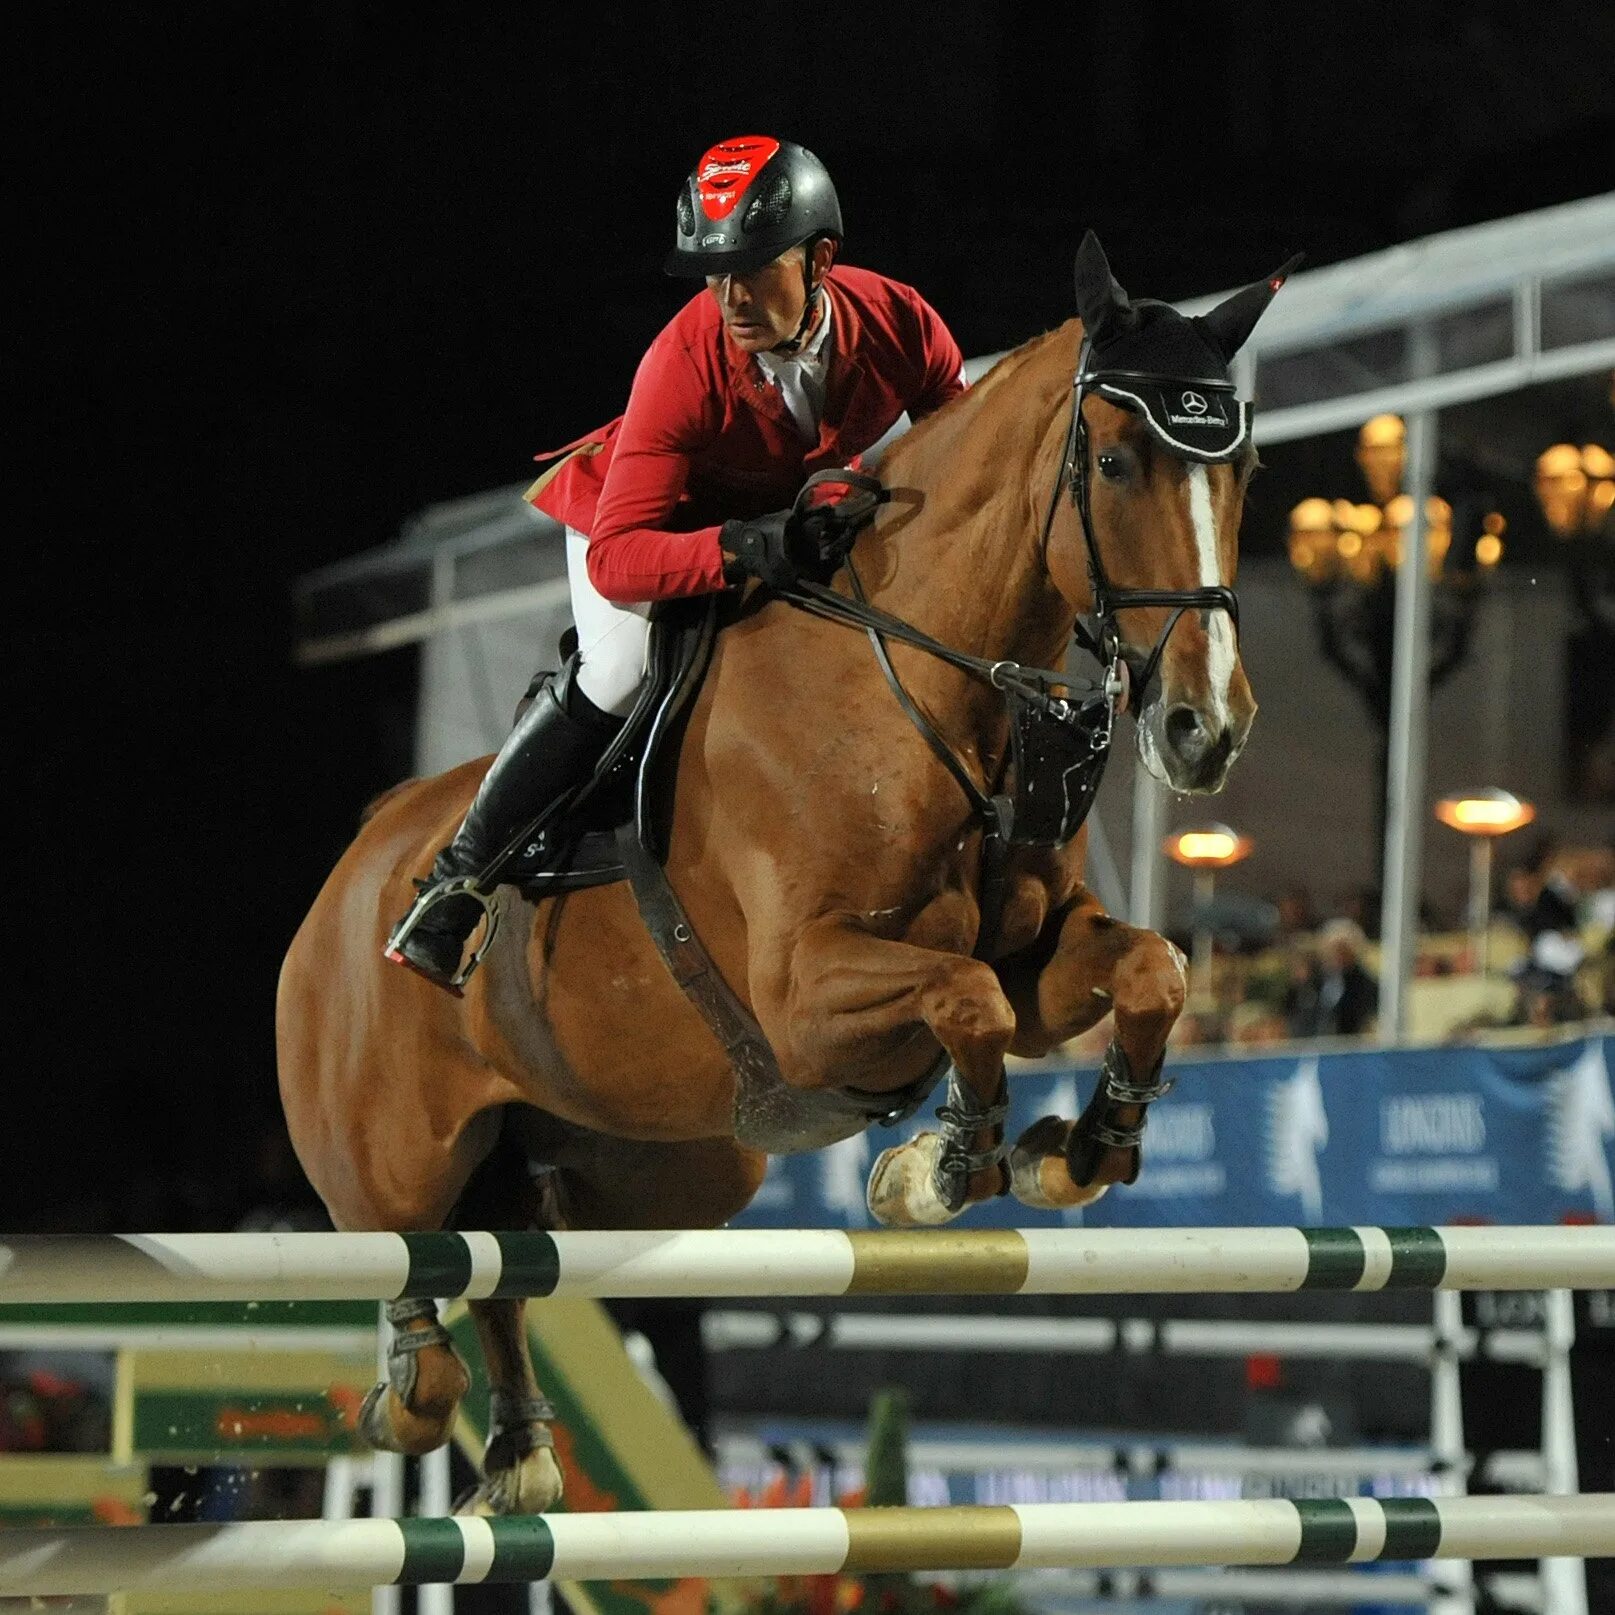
[{"x1": 12, "y1": 4, "x2": 1615, "y2": 1230}]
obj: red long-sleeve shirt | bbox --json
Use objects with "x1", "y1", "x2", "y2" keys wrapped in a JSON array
[{"x1": 526, "y1": 264, "x2": 967, "y2": 602}]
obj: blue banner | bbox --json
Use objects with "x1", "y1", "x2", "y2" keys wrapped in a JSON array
[{"x1": 736, "y1": 1029, "x2": 1615, "y2": 1229}]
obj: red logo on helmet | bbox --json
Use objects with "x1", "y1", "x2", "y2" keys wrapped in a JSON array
[{"x1": 695, "y1": 135, "x2": 781, "y2": 222}]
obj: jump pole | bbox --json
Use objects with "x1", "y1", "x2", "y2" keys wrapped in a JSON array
[
  {"x1": 1, "y1": 1225, "x2": 1611, "y2": 1304},
  {"x1": 3, "y1": 1496, "x2": 1611, "y2": 1594}
]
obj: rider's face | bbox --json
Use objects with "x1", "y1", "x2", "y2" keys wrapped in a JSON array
[{"x1": 707, "y1": 244, "x2": 825, "y2": 352}]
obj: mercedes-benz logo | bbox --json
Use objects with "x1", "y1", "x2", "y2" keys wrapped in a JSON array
[{"x1": 1181, "y1": 390, "x2": 1208, "y2": 415}]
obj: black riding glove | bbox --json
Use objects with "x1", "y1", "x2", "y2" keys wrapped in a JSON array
[
  {"x1": 794, "y1": 502, "x2": 864, "y2": 571},
  {"x1": 720, "y1": 509, "x2": 822, "y2": 590}
]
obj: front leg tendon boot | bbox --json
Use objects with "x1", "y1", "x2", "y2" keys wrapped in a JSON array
[{"x1": 384, "y1": 656, "x2": 622, "y2": 993}]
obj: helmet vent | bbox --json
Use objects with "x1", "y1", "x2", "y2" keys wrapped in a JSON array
[
  {"x1": 677, "y1": 187, "x2": 695, "y2": 238},
  {"x1": 741, "y1": 172, "x2": 792, "y2": 234}
]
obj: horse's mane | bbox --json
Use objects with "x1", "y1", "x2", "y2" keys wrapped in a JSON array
[
  {"x1": 878, "y1": 323, "x2": 1073, "y2": 484},
  {"x1": 360, "y1": 777, "x2": 420, "y2": 825}
]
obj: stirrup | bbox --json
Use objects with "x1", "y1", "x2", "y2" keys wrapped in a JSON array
[{"x1": 384, "y1": 875, "x2": 501, "y2": 995}]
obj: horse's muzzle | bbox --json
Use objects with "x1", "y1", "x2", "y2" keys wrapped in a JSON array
[{"x1": 1143, "y1": 702, "x2": 1245, "y2": 793}]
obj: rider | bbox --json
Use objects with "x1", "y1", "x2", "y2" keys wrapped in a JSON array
[{"x1": 386, "y1": 135, "x2": 969, "y2": 990}]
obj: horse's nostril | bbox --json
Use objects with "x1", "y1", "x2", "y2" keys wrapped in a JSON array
[{"x1": 1163, "y1": 705, "x2": 1208, "y2": 758}]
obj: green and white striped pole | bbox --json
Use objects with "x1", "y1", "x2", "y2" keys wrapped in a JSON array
[
  {"x1": 3, "y1": 1497, "x2": 1611, "y2": 1593},
  {"x1": 1, "y1": 1225, "x2": 1610, "y2": 1304}
]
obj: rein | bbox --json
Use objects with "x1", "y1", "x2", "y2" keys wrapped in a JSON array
[
  {"x1": 784, "y1": 472, "x2": 1124, "y2": 787},
  {"x1": 783, "y1": 470, "x2": 1123, "y2": 759}
]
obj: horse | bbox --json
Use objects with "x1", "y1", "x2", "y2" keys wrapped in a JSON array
[{"x1": 277, "y1": 233, "x2": 1291, "y2": 1514}]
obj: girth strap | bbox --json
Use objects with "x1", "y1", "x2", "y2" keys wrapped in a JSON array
[
  {"x1": 973, "y1": 796, "x2": 1016, "y2": 963},
  {"x1": 616, "y1": 818, "x2": 950, "y2": 1140},
  {"x1": 615, "y1": 822, "x2": 782, "y2": 1099}
]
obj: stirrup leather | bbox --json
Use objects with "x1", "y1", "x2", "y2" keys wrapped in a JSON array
[{"x1": 385, "y1": 876, "x2": 501, "y2": 992}]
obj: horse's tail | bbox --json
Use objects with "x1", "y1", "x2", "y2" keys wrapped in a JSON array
[{"x1": 359, "y1": 778, "x2": 422, "y2": 826}]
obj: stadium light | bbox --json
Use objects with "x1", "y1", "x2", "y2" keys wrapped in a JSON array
[
  {"x1": 1164, "y1": 825, "x2": 1253, "y2": 1004},
  {"x1": 1434, "y1": 790, "x2": 1536, "y2": 976}
]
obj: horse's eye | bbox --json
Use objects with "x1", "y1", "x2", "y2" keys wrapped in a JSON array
[{"x1": 1097, "y1": 450, "x2": 1127, "y2": 482}]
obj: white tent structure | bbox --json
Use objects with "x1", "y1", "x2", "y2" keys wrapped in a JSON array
[{"x1": 295, "y1": 194, "x2": 1615, "y2": 1033}]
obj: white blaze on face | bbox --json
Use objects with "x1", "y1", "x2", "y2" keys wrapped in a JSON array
[{"x1": 1186, "y1": 463, "x2": 1235, "y2": 727}]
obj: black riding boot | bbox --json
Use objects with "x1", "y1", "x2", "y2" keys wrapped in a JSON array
[{"x1": 385, "y1": 657, "x2": 623, "y2": 992}]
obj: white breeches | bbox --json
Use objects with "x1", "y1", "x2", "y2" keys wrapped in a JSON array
[{"x1": 566, "y1": 526, "x2": 652, "y2": 717}]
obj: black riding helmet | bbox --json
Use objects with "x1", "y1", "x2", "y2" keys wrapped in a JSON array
[
  {"x1": 665, "y1": 136, "x2": 843, "y2": 277},
  {"x1": 666, "y1": 136, "x2": 843, "y2": 353}
]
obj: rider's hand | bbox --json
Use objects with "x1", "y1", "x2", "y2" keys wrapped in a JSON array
[
  {"x1": 720, "y1": 509, "x2": 822, "y2": 590},
  {"x1": 794, "y1": 502, "x2": 861, "y2": 571}
]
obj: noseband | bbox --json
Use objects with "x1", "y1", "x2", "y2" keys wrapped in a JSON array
[{"x1": 1045, "y1": 337, "x2": 1242, "y2": 704}]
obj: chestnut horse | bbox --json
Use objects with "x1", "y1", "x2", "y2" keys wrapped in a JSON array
[{"x1": 278, "y1": 237, "x2": 1289, "y2": 1513}]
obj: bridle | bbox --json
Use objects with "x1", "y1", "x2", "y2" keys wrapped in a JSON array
[{"x1": 1047, "y1": 336, "x2": 1243, "y2": 707}]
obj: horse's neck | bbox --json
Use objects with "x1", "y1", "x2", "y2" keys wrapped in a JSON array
[{"x1": 857, "y1": 330, "x2": 1079, "y2": 704}]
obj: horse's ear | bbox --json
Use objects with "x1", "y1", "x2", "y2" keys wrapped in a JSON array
[
  {"x1": 1193, "y1": 251, "x2": 1304, "y2": 362},
  {"x1": 1074, "y1": 230, "x2": 1134, "y2": 344}
]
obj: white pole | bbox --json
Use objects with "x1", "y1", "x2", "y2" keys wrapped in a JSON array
[
  {"x1": 1469, "y1": 837, "x2": 1493, "y2": 977},
  {"x1": 1083, "y1": 807, "x2": 1129, "y2": 921},
  {"x1": 417, "y1": 1438, "x2": 455, "y2": 1615},
  {"x1": 6, "y1": 1498, "x2": 1614, "y2": 1593},
  {"x1": 2, "y1": 1226, "x2": 1613, "y2": 1302},
  {"x1": 417, "y1": 1296, "x2": 456, "y2": 1615},
  {"x1": 1379, "y1": 402, "x2": 1438, "y2": 1037},
  {"x1": 1429, "y1": 1290, "x2": 1475, "y2": 1615},
  {"x1": 1190, "y1": 870, "x2": 1216, "y2": 1005},
  {"x1": 1129, "y1": 764, "x2": 1166, "y2": 931},
  {"x1": 371, "y1": 1305, "x2": 402, "y2": 1615},
  {"x1": 323, "y1": 1456, "x2": 358, "y2": 1523},
  {"x1": 1540, "y1": 1289, "x2": 1589, "y2": 1615}
]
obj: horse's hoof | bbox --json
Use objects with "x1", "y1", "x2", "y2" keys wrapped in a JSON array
[
  {"x1": 453, "y1": 1447, "x2": 564, "y2": 1516},
  {"x1": 356, "y1": 1369, "x2": 468, "y2": 1458},
  {"x1": 1008, "y1": 1117, "x2": 1111, "y2": 1211},
  {"x1": 356, "y1": 1383, "x2": 429, "y2": 1455},
  {"x1": 866, "y1": 1132, "x2": 961, "y2": 1227}
]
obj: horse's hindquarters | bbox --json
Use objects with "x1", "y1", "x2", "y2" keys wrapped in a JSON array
[{"x1": 275, "y1": 769, "x2": 518, "y2": 1232}]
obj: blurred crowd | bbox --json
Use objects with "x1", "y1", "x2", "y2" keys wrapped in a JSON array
[{"x1": 1142, "y1": 832, "x2": 1615, "y2": 1054}]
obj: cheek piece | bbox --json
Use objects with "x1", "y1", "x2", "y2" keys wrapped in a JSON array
[{"x1": 1054, "y1": 236, "x2": 1300, "y2": 704}]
